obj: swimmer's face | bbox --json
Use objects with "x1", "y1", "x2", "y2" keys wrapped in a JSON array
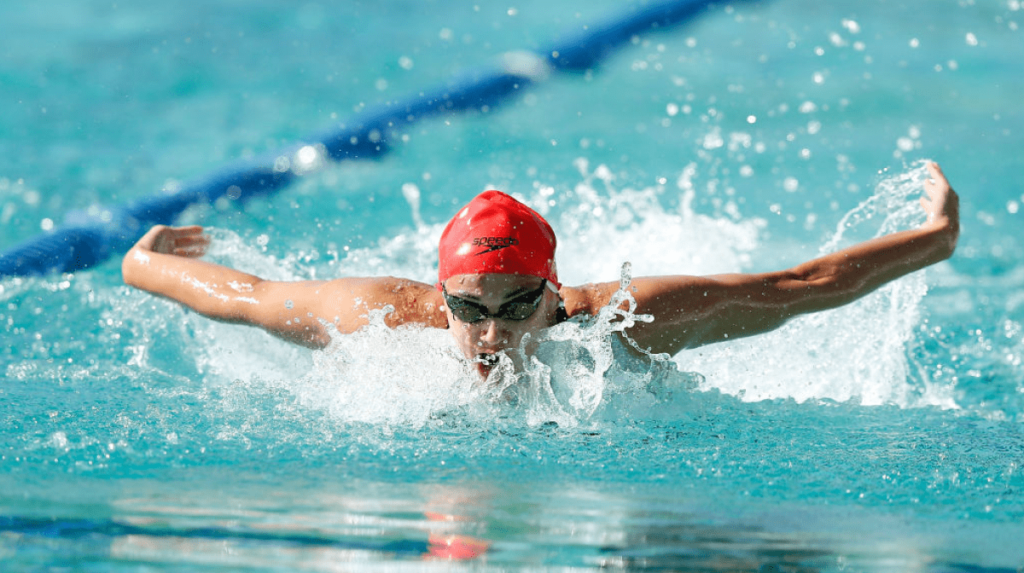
[{"x1": 442, "y1": 273, "x2": 560, "y2": 378}]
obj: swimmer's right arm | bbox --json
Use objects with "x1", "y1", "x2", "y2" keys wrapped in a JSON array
[
  {"x1": 122, "y1": 225, "x2": 445, "y2": 348},
  {"x1": 122, "y1": 225, "x2": 335, "y2": 348}
]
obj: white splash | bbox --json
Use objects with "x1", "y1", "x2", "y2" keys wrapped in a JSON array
[{"x1": 282, "y1": 270, "x2": 700, "y2": 428}]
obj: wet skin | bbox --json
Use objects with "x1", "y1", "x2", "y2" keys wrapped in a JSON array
[{"x1": 441, "y1": 273, "x2": 561, "y2": 378}]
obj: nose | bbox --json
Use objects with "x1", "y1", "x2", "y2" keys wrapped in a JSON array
[{"x1": 476, "y1": 318, "x2": 505, "y2": 347}]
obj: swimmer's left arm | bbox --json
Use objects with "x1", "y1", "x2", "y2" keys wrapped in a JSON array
[{"x1": 617, "y1": 161, "x2": 960, "y2": 355}]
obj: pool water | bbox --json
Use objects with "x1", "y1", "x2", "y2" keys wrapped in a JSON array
[{"x1": 2, "y1": 0, "x2": 1024, "y2": 570}]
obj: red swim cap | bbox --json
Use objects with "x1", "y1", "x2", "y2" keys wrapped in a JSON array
[{"x1": 437, "y1": 190, "x2": 560, "y2": 288}]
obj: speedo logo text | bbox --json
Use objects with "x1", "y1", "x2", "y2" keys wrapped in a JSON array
[{"x1": 472, "y1": 236, "x2": 518, "y2": 255}]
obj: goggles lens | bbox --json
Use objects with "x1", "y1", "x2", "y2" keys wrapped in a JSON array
[{"x1": 443, "y1": 279, "x2": 547, "y2": 324}]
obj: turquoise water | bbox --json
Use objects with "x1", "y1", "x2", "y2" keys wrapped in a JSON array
[{"x1": 3, "y1": 0, "x2": 1024, "y2": 570}]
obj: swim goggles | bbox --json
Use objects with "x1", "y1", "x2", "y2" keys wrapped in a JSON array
[{"x1": 442, "y1": 279, "x2": 548, "y2": 324}]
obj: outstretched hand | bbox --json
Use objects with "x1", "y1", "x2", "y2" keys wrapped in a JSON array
[
  {"x1": 921, "y1": 162, "x2": 960, "y2": 232},
  {"x1": 134, "y1": 225, "x2": 210, "y2": 258}
]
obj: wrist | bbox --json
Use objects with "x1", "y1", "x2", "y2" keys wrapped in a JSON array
[{"x1": 922, "y1": 218, "x2": 959, "y2": 259}]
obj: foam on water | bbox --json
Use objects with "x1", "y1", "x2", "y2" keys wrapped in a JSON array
[
  {"x1": 203, "y1": 268, "x2": 700, "y2": 430},
  {"x1": 135, "y1": 160, "x2": 953, "y2": 433}
]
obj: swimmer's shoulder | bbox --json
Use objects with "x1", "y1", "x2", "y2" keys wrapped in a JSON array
[
  {"x1": 559, "y1": 282, "x2": 621, "y2": 319},
  {"x1": 321, "y1": 276, "x2": 447, "y2": 332}
]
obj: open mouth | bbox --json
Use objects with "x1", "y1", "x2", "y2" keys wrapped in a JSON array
[{"x1": 475, "y1": 353, "x2": 499, "y2": 377}]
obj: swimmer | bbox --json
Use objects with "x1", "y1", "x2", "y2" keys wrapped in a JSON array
[{"x1": 122, "y1": 162, "x2": 959, "y2": 379}]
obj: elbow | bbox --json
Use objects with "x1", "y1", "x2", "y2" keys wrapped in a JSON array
[
  {"x1": 767, "y1": 270, "x2": 849, "y2": 314},
  {"x1": 772, "y1": 268, "x2": 840, "y2": 296}
]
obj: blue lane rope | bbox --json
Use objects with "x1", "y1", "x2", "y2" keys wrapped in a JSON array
[{"x1": 0, "y1": 0, "x2": 751, "y2": 278}]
